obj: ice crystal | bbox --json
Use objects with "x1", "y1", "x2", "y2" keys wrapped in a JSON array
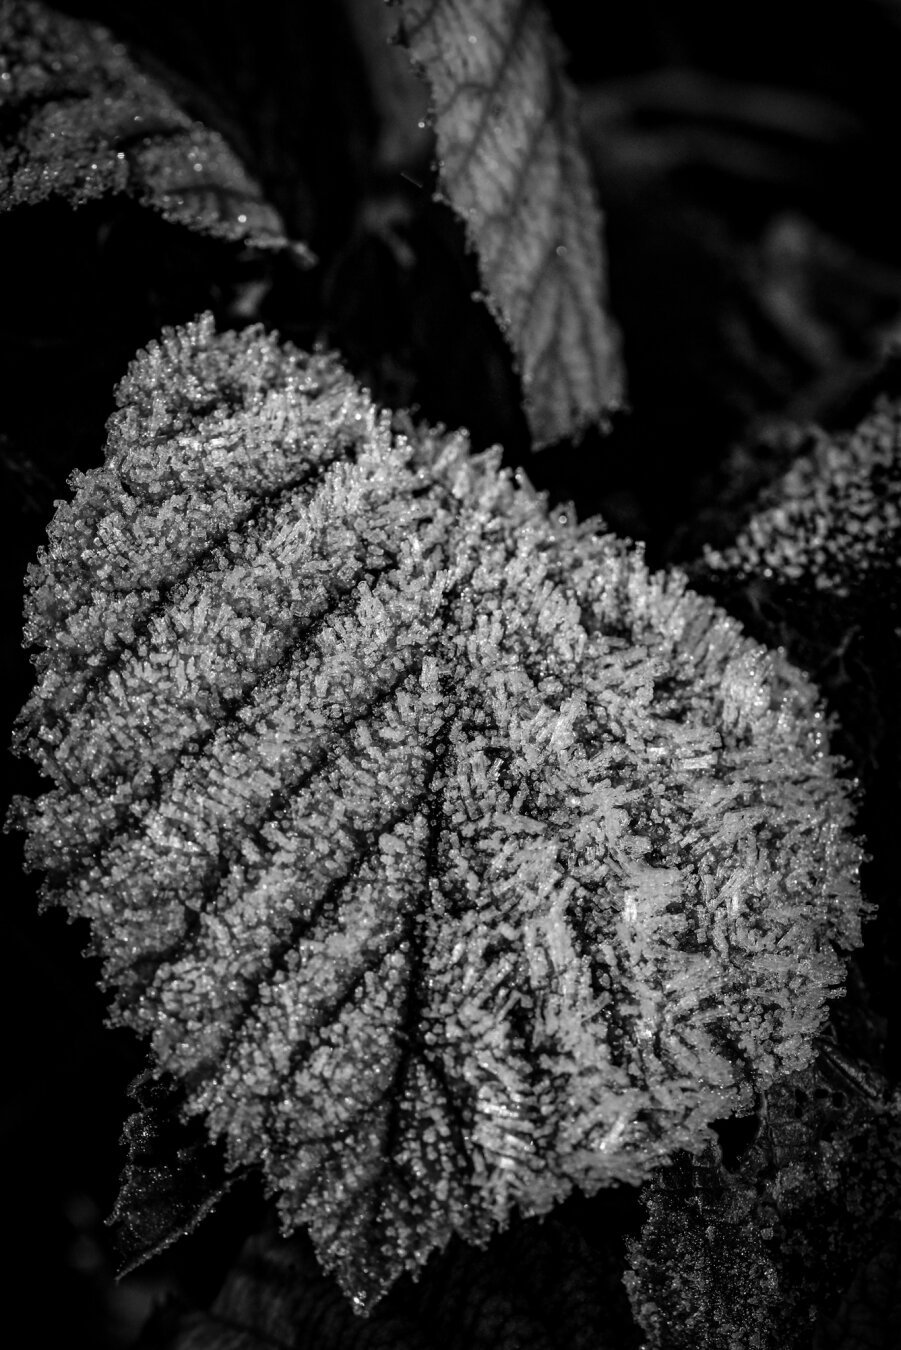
[
  {"x1": 700, "y1": 398, "x2": 901, "y2": 596},
  {"x1": 11, "y1": 315, "x2": 863, "y2": 1310},
  {"x1": 392, "y1": 0, "x2": 624, "y2": 447},
  {"x1": 0, "y1": 0, "x2": 306, "y2": 255}
]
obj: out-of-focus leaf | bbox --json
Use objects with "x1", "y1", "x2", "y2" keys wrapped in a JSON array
[
  {"x1": 0, "y1": 0, "x2": 310, "y2": 256},
  {"x1": 343, "y1": 0, "x2": 431, "y2": 176},
  {"x1": 698, "y1": 393, "x2": 901, "y2": 597},
  {"x1": 161, "y1": 1232, "x2": 434, "y2": 1350},
  {"x1": 814, "y1": 1231, "x2": 901, "y2": 1350},
  {"x1": 108, "y1": 1070, "x2": 239, "y2": 1276},
  {"x1": 575, "y1": 65, "x2": 901, "y2": 550},
  {"x1": 156, "y1": 1214, "x2": 634, "y2": 1350},
  {"x1": 391, "y1": 0, "x2": 624, "y2": 447},
  {"x1": 10, "y1": 316, "x2": 863, "y2": 1310},
  {"x1": 625, "y1": 1053, "x2": 901, "y2": 1349}
]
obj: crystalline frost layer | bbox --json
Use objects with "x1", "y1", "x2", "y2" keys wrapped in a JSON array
[
  {"x1": 11, "y1": 314, "x2": 864, "y2": 1311},
  {"x1": 702, "y1": 398, "x2": 901, "y2": 594},
  {"x1": 0, "y1": 0, "x2": 295, "y2": 251}
]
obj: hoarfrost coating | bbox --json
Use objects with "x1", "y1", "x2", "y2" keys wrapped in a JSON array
[{"x1": 10, "y1": 315, "x2": 864, "y2": 1310}]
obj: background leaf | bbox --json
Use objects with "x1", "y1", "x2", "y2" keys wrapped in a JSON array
[
  {"x1": 11, "y1": 315, "x2": 864, "y2": 1310},
  {"x1": 391, "y1": 0, "x2": 624, "y2": 447},
  {"x1": 696, "y1": 395, "x2": 901, "y2": 595},
  {"x1": 625, "y1": 1051, "x2": 901, "y2": 1348},
  {"x1": 0, "y1": 0, "x2": 309, "y2": 255},
  {"x1": 149, "y1": 1214, "x2": 635, "y2": 1350},
  {"x1": 109, "y1": 1070, "x2": 240, "y2": 1278},
  {"x1": 690, "y1": 389, "x2": 901, "y2": 1085}
]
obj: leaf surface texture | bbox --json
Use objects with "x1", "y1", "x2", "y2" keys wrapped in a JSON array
[{"x1": 12, "y1": 316, "x2": 863, "y2": 1308}]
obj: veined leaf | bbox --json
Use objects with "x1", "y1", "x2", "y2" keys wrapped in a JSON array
[
  {"x1": 0, "y1": 0, "x2": 309, "y2": 256},
  {"x1": 391, "y1": 0, "x2": 624, "y2": 447},
  {"x1": 11, "y1": 316, "x2": 862, "y2": 1310}
]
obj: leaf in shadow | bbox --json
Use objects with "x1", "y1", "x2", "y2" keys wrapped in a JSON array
[
  {"x1": 625, "y1": 1051, "x2": 901, "y2": 1349},
  {"x1": 577, "y1": 65, "x2": 901, "y2": 518},
  {"x1": 108, "y1": 1069, "x2": 239, "y2": 1277},
  {"x1": 157, "y1": 1231, "x2": 434, "y2": 1350},
  {"x1": 152, "y1": 1209, "x2": 635, "y2": 1350},
  {"x1": 696, "y1": 395, "x2": 901, "y2": 598},
  {"x1": 10, "y1": 315, "x2": 863, "y2": 1310},
  {"x1": 0, "y1": 0, "x2": 310, "y2": 256},
  {"x1": 814, "y1": 1230, "x2": 901, "y2": 1350},
  {"x1": 391, "y1": 0, "x2": 624, "y2": 447}
]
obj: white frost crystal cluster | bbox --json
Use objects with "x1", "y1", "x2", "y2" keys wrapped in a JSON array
[
  {"x1": 701, "y1": 400, "x2": 901, "y2": 596},
  {"x1": 11, "y1": 316, "x2": 864, "y2": 1309}
]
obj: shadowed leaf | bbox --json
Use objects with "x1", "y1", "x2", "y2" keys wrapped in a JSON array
[
  {"x1": 156, "y1": 1214, "x2": 631, "y2": 1350},
  {"x1": 0, "y1": 0, "x2": 310, "y2": 256},
  {"x1": 815, "y1": 1231, "x2": 901, "y2": 1350},
  {"x1": 392, "y1": 0, "x2": 623, "y2": 446},
  {"x1": 625, "y1": 1052, "x2": 901, "y2": 1349},
  {"x1": 10, "y1": 315, "x2": 862, "y2": 1310},
  {"x1": 109, "y1": 1070, "x2": 239, "y2": 1276}
]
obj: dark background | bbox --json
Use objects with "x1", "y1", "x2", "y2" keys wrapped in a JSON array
[{"x1": 3, "y1": 2, "x2": 901, "y2": 1344}]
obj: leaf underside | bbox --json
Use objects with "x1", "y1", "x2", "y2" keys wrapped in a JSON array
[
  {"x1": 393, "y1": 0, "x2": 624, "y2": 447},
  {"x1": 0, "y1": 0, "x2": 308, "y2": 256},
  {"x1": 12, "y1": 316, "x2": 862, "y2": 1310}
]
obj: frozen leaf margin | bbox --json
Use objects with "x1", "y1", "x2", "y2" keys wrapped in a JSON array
[
  {"x1": 391, "y1": 0, "x2": 624, "y2": 446},
  {"x1": 0, "y1": 0, "x2": 310, "y2": 256},
  {"x1": 10, "y1": 316, "x2": 862, "y2": 1311}
]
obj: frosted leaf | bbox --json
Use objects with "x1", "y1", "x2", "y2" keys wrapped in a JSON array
[
  {"x1": 391, "y1": 0, "x2": 624, "y2": 447},
  {"x1": 0, "y1": 0, "x2": 308, "y2": 256},
  {"x1": 700, "y1": 399, "x2": 901, "y2": 597},
  {"x1": 11, "y1": 315, "x2": 863, "y2": 1311}
]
